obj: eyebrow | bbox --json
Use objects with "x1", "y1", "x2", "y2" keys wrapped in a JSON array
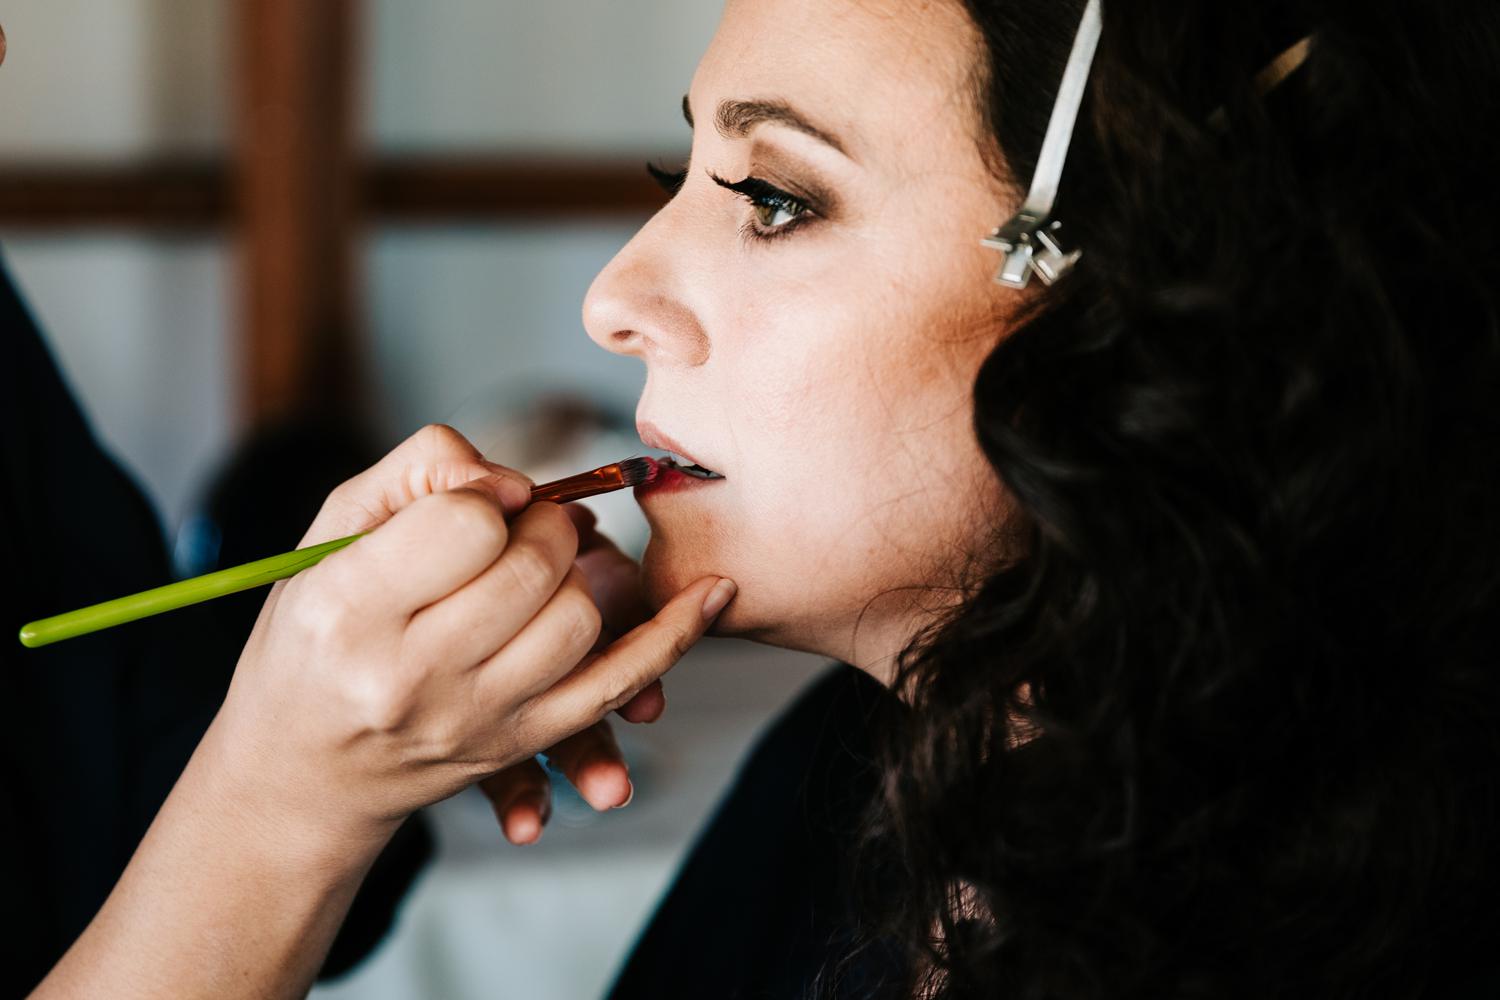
[{"x1": 681, "y1": 94, "x2": 850, "y2": 158}]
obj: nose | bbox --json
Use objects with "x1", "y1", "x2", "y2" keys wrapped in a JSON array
[{"x1": 583, "y1": 207, "x2": 711, "y2": 367}]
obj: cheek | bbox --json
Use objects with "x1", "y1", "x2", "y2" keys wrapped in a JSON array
[
  {"x1": 638, "y1": 307, "x2": 998, "y2": 640},
  {"x1": 634, "y1": 227, "x2": 1006, "y2": 644},
  {"x1": 632, "y1": 341, "x2": 890, "y2": 633}
]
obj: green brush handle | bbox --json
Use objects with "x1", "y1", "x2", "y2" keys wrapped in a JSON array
[{"x1": 17, "y1": 533, "x2": 365, "y2": 649}]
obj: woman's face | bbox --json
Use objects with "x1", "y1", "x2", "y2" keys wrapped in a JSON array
[{"x1": 584, "y1": 0, "x2": 1018, "y2": 678}]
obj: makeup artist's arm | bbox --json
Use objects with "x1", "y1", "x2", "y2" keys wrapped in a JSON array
[{"x1": 31, "y1": 425, "x2": 735, "y2": 1000}]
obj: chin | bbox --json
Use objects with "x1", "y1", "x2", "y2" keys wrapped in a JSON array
[
  {"x1": 639, "y1": 536, "x2": 721, "y2": 612},
  {"x1": 639, "y1": 536, "x2": 750, "y2": 639}
]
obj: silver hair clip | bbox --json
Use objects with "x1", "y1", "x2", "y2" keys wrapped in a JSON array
[{"x1": 982, "y1": 0, "x2": 1103, "y2": 289}]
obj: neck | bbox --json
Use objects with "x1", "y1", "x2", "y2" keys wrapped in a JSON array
[{"x1": 842, "y1": 587, "x2": 964, "y2": 689}]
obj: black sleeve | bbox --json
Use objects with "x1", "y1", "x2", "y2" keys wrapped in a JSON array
[
  {"x1": 608, "y1": 663, "x2": 902, "y2": 1000},
  {"x1": 0, "y1": 256, "x2": 429, "y2": 995}
]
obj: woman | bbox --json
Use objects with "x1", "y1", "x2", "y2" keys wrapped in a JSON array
[
  {"x1": 601, "y1": 3, "x2": 1500, "y2": 994},
  {"x1": 34, "y1": 0, "x2": 1500, "y2": 996}
]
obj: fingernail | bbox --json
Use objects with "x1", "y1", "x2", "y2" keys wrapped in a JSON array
[
  {"x1": 614, "y1": 780, "x2": 635, "y2": 809},
  {"x1": 700, "y1": 578, "x2": 737, "y2": 622}
]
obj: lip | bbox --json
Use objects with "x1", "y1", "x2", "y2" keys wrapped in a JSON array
[
  {"x1": 635, "y1": 461, "x2": 720, "y2": 498},
  {"x1": 636, "y1": 418, "x2": 722, "y2": 475}
]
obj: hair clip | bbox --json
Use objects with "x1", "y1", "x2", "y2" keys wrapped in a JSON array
[{"x1": 982, "y1": 0, "x2": 1102, "y2": 289}]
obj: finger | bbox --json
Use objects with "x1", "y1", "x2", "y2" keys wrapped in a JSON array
[
  {"x1": 563, "y1": 503, "x2": 598, "y2": 538},
  {"x1": 542, "y1": 721, "x2": 633, "y2": 811},
  {"x1": 526, "y1": 576, "x2": 735, "y2": 743},
  {"x1": 407, "y1": 502, "x2": 580, "y2": 665},
  {"x1": 472, "y1": 564, "x2": 602, "y2": 702},
  {"x1": 311, "y1": 486, "x2": 511, "y2": 619},
  {"x1": 376, "y1": 424, "x2": 533, "y2": 516},
  {"x1": 302, "y1": 424, "x2": 533, "y2": 545},
  {"x1": 617, "y1": 682, "x2": 666, "y2": 724},
  {"x1": 574, "y1": 532, "x2": 653, "y2": 637},
  {"x1": 479, "y1": 759, "x2": 552, "y2": 845},
  {"x1": 561, "y1": 504, "x2": 650, "y2": 639}
]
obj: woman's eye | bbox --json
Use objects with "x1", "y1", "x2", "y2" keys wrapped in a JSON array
[
  {"x1": 710, "y1": 171, "x2": 813, "y2": 238},
  {"x1": 750, "y1": 198, "x2": 805, "y2": 230}
]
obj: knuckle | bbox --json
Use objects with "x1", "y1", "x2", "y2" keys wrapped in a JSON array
[
  {"x1": 639, "y1": 614, "x2": 697, "y2": 667},
  {"x1": 503, "y1": 537, "x2": 563, "y2": 600},
  {"x1": 324, "y1": 476, "x2": 358, "y2": 508},
  {"x1": 562, "y1": 562, "x2": 596, "y2": 603},
  {"x1": 598, "y1": 682, "x2": 637, "y2": 718},
  {"x1": 668, "y1": 620, "x2": 698, "y2": 661},
  {"x1": 289, "y1": 576, "x2": 358, "y2": 647},
  {"x1": 506, "y1": 700, "x2": 544, "y2": 754},
  {"x1": 558, "y1": 591, "x2": 603, "y2": 656},
  {"x1": 343, "y1": 670, "x2": 415, "y2": 735},
  {"x1": 425, "y1": 718, "x2": 472, "y2": 764},
  {"x1": 593, "y1": 667, "x2": 647, "y2": 718},
  {"x1": 415, "y1": 422, "x2": 472, "y2": 459},
  {"x1": 441, "y1": 490, "x2": 507, "y2": 550},
  {"x1": 525, "y1": 502, "x2": 579, "y2": 563}
]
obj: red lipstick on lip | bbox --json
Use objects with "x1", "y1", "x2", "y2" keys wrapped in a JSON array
[
  {"x1": 636, "y1": 419, "x2": 720, "y2": 473},
  {"x1": 634, "y1": 457, "x2": 724, "y2": 497}
]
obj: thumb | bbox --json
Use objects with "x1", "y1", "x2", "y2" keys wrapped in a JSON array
[{"x1": 529, "y1": 576, "x2": 737, "y2": 739}]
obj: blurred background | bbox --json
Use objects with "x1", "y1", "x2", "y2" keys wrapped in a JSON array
[{"x1": 0, "y1": 2, "x2": 829, "y2": 996}]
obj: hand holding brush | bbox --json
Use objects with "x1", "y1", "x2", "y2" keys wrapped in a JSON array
[
  {"x1": 28, "y1": 424, "x2": 737, "y2": 998},
  {"x1": 18, "y1": 450, "x2": 662, "y2": 648}
]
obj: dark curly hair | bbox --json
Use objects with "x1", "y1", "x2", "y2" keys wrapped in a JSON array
[{"x1": 851, "y1": 1, "x2": 1500, "y2": 997}]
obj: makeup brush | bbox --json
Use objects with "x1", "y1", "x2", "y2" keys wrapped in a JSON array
[{"x1": 17, "y1": 456, "x2": 662, "y2": 649}]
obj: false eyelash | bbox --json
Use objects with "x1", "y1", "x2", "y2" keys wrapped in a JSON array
[
  {"x1": 647, "y1": 161, "x2": 688, "y2": 195},
  {"x1": 708, "y1": 170, "x2": 815, "y2": 240}
]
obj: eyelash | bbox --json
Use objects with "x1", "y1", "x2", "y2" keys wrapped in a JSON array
[
  {"x1": 646, "y1": 161, "x2": 687, "y2": 196},
  {"x1": 646, "y1": 161, "x2": 816, "y2": 242}
]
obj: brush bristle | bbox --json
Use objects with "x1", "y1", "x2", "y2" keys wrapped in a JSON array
[{"x1": 618, "y1": 455, "x2": 660, "y2": 486}]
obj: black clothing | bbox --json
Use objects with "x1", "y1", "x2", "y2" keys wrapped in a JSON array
[
  {"x1": 610, "y1": 664, "x2": 901, "y2": 1000},
  {"x1": 611, "y1": 665, "x2": 1500, "y2": 1000},
  {"x1": 0, "y1": 257, "x2": 427, "y2": 995}
]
